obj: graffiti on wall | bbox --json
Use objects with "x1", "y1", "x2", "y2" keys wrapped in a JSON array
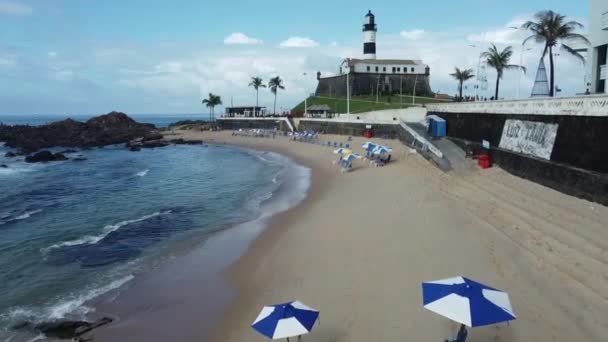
[{"x1": 499, "y1": 119, "x2": 558, "y2": 160}]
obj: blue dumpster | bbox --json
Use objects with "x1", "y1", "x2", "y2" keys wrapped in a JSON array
[{"x1": 427, "y1": 115, "x2": 446, "y2": 137}]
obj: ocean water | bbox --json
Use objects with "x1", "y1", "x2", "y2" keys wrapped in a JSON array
[
  {"x1": 0, "y1": 114, "x2": 209, "y2": 128},
  {"x1": 0, "y1": 137, "x2": 310, "y2": 340}
]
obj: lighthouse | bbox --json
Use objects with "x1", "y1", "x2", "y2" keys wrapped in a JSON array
[{"x1": 363, "y1": 10, "x2": 377, "y2": 59}]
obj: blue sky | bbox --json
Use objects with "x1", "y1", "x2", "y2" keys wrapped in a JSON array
[{"x1": 0, "y1": 0, "x2": 589, "y2": 115}]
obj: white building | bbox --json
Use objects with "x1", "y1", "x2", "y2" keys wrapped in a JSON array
[
  {"x1": 588, "y1": 0, "x2": 608, "y2": 94},
  {"x1": 339, "y1": 59, "x2": 429, "y2": 76}
]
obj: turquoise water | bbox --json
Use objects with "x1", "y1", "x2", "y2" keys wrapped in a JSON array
[{"x1": 0, "y1": 136, "x2": 309, "y2": 340}]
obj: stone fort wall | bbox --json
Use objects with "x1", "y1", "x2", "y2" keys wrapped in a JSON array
[{"x1": 315, "y1": 73, "x2": 433, "y2": 98}]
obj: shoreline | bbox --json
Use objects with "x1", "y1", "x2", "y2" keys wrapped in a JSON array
[
  {"x1": 88, "y1": 141, "x2": 320, "y2": 342},
  {"x1": 87, "y1": 129, "x2": 608, "y2": 342}
]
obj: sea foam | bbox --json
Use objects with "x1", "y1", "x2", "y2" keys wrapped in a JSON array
[
  {"x1": 3, "y1": 275, "x2": 134, "y2": 324},
  {"x1": 135, "y1": 169, "x2": 149, "y2": 177},
  {"x1": 44, "y1": 211, "x2": 169, "y2": 252}
]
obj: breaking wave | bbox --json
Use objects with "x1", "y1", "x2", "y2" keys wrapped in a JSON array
[
  {"x1": 43, "y1": 211, "x2": 169, "y2": 252},
  {"x1": 2, "y1": 275, "x2": 134, "y2": 324},
  {"x1": 135, "y1": 169, "x2": 149, "y2": 177}
]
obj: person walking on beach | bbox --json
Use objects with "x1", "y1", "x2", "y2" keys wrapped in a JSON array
[{"x1": 445, "y1": 324, "x2": 468, "y2": 342}]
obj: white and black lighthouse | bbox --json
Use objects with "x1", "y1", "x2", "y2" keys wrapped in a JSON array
[{"x1": 363, "y1": 10, "x2": 377, "y2": 59}]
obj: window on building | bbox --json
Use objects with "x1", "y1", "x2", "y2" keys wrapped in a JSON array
[
  {"x1": 404, "y1": 68, "x2": 408, "y2": 73},
  {"x1": 375, "y1": 66, "x2": 379, "y2": 72},
  {"x1": 392, "y1": 67, "x2": 396, "y2": 73},
  {"x1": 383, "y1": 67, "x2": 386, "y2": 72},
  {"x1": 367, "y1": 66, "x2": 370, "y2": 72},
  {"x1": 411, "y1": 67, "x2": 415, "y2": 72},
  {"x1": 397, "y1": 67, "x2": 401, "y2": 72}
]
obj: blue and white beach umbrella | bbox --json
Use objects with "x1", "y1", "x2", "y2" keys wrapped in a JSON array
[
  {"x1": 333, "y1": 148, "x2": 352, "y2": 155},
  {"x1": 342, "y1": 153, "x2": 361, "y2": 162},
  {"x1": 372, "y1": 146, "x2": 392, "y2": 155},
  {"x1": 252, "y1": 301, "x2": 319, "y2": 340},
  {"x1": 422, "y1": 276, "x2": 516, "y2": 327},
  {"x1": 362, "y1": 142, "x2": 377, "y2": 151}
]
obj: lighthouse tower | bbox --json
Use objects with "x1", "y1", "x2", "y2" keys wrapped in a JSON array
[{"x1": 363, "y1": 10, "x2": 377, "y2": 59}]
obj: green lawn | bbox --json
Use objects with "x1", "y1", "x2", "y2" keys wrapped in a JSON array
[{"x1": 292, "y1": 94, "x2": 449, "y2": 114}]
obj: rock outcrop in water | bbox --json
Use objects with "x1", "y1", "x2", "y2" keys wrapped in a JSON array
[
  {"x1": 12, "y1": 317, "x2": 113, "y2": 341},
  {"x1": 25, "y1": 151, "x2": 68, "y2": 163},
  {"x1": 0, "y1": 112, "x2": 159, "y2": 153}
]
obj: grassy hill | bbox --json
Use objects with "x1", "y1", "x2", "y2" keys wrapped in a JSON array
[{"x1": 292, "y1": 94, "x2": 449, "y2": 114}]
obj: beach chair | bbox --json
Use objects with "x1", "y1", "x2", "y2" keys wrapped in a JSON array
[
  {"x1": 345, "y1": 144, "x2": 350, "y2": 149},
  {"x1": 347, "y1": 136, "x2": 353, "y2": 142},
  {"x1": 333, "y1": 142, "x2": 338, "y2": 148},
  {"x1": 339, "y1": 142, "x2": 343, "y2": 148}
]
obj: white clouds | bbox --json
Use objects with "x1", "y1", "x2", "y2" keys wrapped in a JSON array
[
  {"x1": 0, "y1": 55, "x2": 17, "y2": 68},
  {"x1": 0, "y1": 0, "x2": 32, "y2": 16},
  {"x1": 52, "y1": 69, "x2": 74, "y2": 82},
  {"x1": 280, "y1": 37, "x2": 319, "y2": 48},
  {"x1": 224, "y1": 33, "x2": 262, "y2": 45},
  {"x1": 467, "y1": 16, "x2": 530, "y2": 45},
  {"x1": 2, "y1": 12, "x2": 590, "y2": 114},
  {"x1": 400, "y1": 29, "x2": 425, "y2": 40}
]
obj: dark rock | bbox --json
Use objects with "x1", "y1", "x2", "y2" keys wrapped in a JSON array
[
  {"x1": 72, "y1": 156, "x2": 88, "y2": 162},
  {"x1": 0, "y1": 164, "x2": 7, "y2": 168},
  {"x1": 0, "y1": 112, "x2": 159, "y2": 153},
  {"x1": 141, "y1": 140, "x2": 169, "y2": 148},
  {"x1": 129, "y1": 146, "x2": 141, "y2": 152},
  {"x1": 13, "y1": 317, "x2": 113, "y2": 340},
  {"x1": 167, "y1": 120, "x2": 209, "y2": 128},
  {"x1": 143, "y1": 132, "x2": 163, "y2": 141},
  {"x1": 59, "y1": 149, "x2": 79, "y2": 154},
  {"x1": 169, "y1": 138, "x2": 203, "y2": 145},
  {"x1": 25, "y1": 151, "x2": 68, "y2": 163},
  {"x1": 4, "y1": 151, "x2": 16, "y2": 157}
]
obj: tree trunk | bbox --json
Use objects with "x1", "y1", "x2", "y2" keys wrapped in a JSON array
[
  {"x1": 255, "y1": 89, "x2": 259, "y2": 117},
  {"x1": 495, "y1": 75, "x2": 500, "y2": 100},
  {"x1": 459, "y1": 80, "x2": 463, "y2": 101},
  {"x1": 273, "y1": 93, "x2": 277, "y2": 115},
  {"x1": 549, "y1": 46, "x2": 555, "y2": 97}
]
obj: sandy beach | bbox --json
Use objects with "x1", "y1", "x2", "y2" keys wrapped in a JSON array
[{"x1": 151, "y1": 129, "x2": 606, "y2": 342}]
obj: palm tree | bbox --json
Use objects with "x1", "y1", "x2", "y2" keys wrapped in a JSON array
[
  {"x1": 481, "y1": 44, "x2": 525, "y2": 100},
  {"x1": 450, "y1": 67, "x2": 475, "y2": 101},
  {"x1": 268, "y1": 76, "x2": 285, "y2": 115},
  {"x1": 202, "y1": 93, "x2": 222, "y2": 121},
  {"x1": 522, "y1": 10, "x2": 589, "y2": 97},
  {"x1": 249, "y1": 77, "x2": 266, "y2": 117}
]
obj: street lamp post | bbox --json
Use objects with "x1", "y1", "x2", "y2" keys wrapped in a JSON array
[
  {"x1": 517, "y1": 46, "x2": 532, "y2": 99},
  {"x1": 412, "y1": 74, "x2": 418, "y2": 105},
  {"x1": 469, "y1": 44, "x2": 483, "y2": 99},
  {"x1": 346, "y1": 67, "x2": 350, "y2": 116}
]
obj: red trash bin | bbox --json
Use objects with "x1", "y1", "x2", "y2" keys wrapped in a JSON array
[
  {"x1": 478, "y1": 154, "x2": 492, "y2": 169},
  {"x1": 363, "y1": 129, "x2": 372, "y2": 138}
]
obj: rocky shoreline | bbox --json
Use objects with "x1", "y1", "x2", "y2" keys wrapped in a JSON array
[{"x1": 0, "y1": 112, "x2": 205, "y2": 163}]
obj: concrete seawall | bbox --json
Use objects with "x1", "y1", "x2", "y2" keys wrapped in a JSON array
[{"x1": 427, "y1": 96, "x2": 608, "y2": 205}]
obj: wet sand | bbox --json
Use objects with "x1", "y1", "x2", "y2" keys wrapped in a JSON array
[{"x1": 94, "y1": 129, "x2": 608, "y2": 342}]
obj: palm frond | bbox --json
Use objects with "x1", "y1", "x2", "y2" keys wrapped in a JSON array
[
  {"x1": 562, "y1": 33, "x2": 590, "y2": 44},
  {"x1": 561, "y1": 44, "x2": 586, "y2": 64},
  {"x1": 505, "y1": 64, "x2": 526, "y2": 73}
]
